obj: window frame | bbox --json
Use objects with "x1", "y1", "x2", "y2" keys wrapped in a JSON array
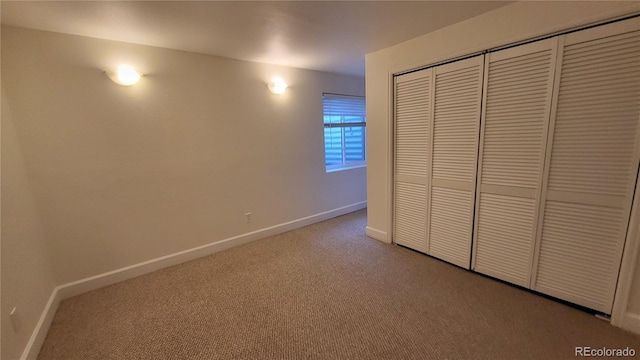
[{"x1": 322, "y1": 93, "x2": 367, "y2": 172}]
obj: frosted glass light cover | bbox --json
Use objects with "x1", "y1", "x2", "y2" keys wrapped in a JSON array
[
  {"x1": 268, "y1": 77, "x2": 287, "y2": 94},
  {"x1": 108, "y1": 65, "x2": 141, "y2": 86}
]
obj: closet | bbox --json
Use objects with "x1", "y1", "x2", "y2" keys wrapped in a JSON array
[
  {"x1": 392, "y1": 17, "x2": 640, "y2": 314},
  {"x1": 394, "y1": 56, "x2": 483, "y2": 268}
]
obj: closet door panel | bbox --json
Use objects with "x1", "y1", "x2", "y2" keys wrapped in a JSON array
[
  {"x1": 395, "y1": 182, "x2": 429, "y2": 252},
  {"x1": 472, "y1": 39, "x2": 558, "y2": 286},
  {"x1": 428, "y1": 56, "x2": 484, "y2": 268},
  {"x1": 536, "y1": 201, "x2": 625, "y2": 311},
  {"x1": 476, "y1": 193, "x2": 537, "y2": 286},
  {"x1": 532, "y1": 25, "x2": 640, "y2": 313},
  {"x1": 394, "y1": 70, "x2": 433, "y2": 253},
  {"x1": 429, "y1": 187, "x2": 474, "y2": 267}
]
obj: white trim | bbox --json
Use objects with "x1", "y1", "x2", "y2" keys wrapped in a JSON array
[
  {"x1": 20, "y1": 289, "x2": 61, "y2": 360},
  {"x1": 21, "y1": 201, "x2": 367, "y2": 358},
  {"x1": 365, "y1": 226, "x2": 389, "y2": 244},
  {"x1": 620, "y1": 313, "x2": 640, "y2": 335},
  {"x1": 57, "y1": 201, "x2": 367, "y2": 299},
  {"x1": 386, "y1": 69, "x2": 395, "y2": 247},
  {"x1": 326, "y1": 163, "x2": 367, "y2": 173},
  {"x1": 611, "y1": 156, "x2": 640, "y2": 332}
]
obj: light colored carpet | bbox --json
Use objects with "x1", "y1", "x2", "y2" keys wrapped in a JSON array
[{"x1": 38, "y1": 209, "x2": 640, "y2": 359}]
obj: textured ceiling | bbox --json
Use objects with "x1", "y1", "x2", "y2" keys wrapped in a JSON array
[{"x1": 1, "y1": 1, "x2": 511, "y2": 76}]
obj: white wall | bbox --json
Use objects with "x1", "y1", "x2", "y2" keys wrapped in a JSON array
[
  {"x1": 365, "y1": 0, "x2": 640, "y2": 329},
  {"x1": 1, "y1": 84, "x2": 57, "y2": 360},
  {"x1": 1, "y1": 25, "x2": 366, "y2": 352}
]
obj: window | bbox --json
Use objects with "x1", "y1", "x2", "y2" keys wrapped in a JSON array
[{"x1": 323, "y1": 93, "x2": 366, "y2": 171}]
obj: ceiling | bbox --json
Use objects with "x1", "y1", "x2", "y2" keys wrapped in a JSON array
[{"x1": 1, "y1": 1, "x2": 510, "y2": 76}]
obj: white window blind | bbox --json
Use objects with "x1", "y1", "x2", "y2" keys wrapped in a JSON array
[{"x1": 323, "y1": 93, "x2": 366, "y2": 171}]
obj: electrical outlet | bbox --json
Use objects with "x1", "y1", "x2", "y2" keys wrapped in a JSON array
[
  {"x1": 10, "y1": 307, "x2": 19, "y2": 332},
  {"x1": 245, "y1": 212, "x2": 252, "y2": 224}
]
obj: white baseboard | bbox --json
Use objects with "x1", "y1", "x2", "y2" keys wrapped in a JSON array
[
  {"x1": 21, "y1": 289, "x2": 61, "y2": 360},
  {"x1": 365, "y1": 226, "x2": 389, "y2": 243},
  {"x1": 21, "y1": 201, "x2": 366, "y2": 359},
  {"x1": 56, "y1": 201, "x2": 366, "y2": 299},
  {"x1": 621, "y1": 312, "x2": 640, "y2": 335}
]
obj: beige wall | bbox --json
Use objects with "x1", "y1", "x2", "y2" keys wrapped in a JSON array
[
  {"x1": 2, "y1": 26, "x2": 366, "y2": 286},
  {"x1": 1, "y1": 85, "x2": 57, "y2": 359},
  {"x1": 365, "y1": 0, "x2": 640, "y2": 322}
]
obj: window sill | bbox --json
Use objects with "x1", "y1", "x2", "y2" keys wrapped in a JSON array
[{"x1": 326, "y1": 164, "x2": 367, "y2": 173}]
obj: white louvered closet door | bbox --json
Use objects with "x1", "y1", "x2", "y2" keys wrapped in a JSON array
[
  {"x1": 472, "y1": 39, "x2": 558, "y2": 287},
  {"x1": 531, "y1": 19, "x2": 640, "y2": 314},
  {"x1": 394, "y1": 69, "x2": 433, "y2": 253},
  {"x1": 427, "y1": 56, "x2": 484, "y2": 268}
]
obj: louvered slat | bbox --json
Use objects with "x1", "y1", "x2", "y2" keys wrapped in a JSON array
[
  {"x1": 547, "y1": 34, "x2": 640, "y2": 196},
  {"x1": 533, "y1": 29, "x2": 640, "y2": 314},
  {"x1": 481, "y1": 48, "x2": 554, "y2": 189},
  {"x1": 536, "y1": 202, "x2": 623, "y2": 311},
  {"x1": 473, "y1": 39, "x2": 557, "y2": 287},
  {"x1": 475, "y1": 193, "x2": 536, "y2": 287},
  {"x1": 431, "y1": 58, "x2": 481, "y2": 183},
  {"x1": 396, "y1": 75, "x2": 430, "y2": 178},
  {"x1": 394, "y1": 181, "x2": 428, "y2": 252},
  {"x1": 394, "y1": 70, "x2": 431, "y2": 252},
  {"x1": 429, "y1": 187, "x2": 474, "y2": 268},
  {"x1": 427, "y1": 56, "x2": 483, "y2": 269}
]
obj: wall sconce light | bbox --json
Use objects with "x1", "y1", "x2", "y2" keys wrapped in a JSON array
[
  {"x1": 268, "y1": 77, "x2": 288, "y2": 94},
  {"x1": 106, "y1": 64, "x2": 142, "y2": 86}
]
